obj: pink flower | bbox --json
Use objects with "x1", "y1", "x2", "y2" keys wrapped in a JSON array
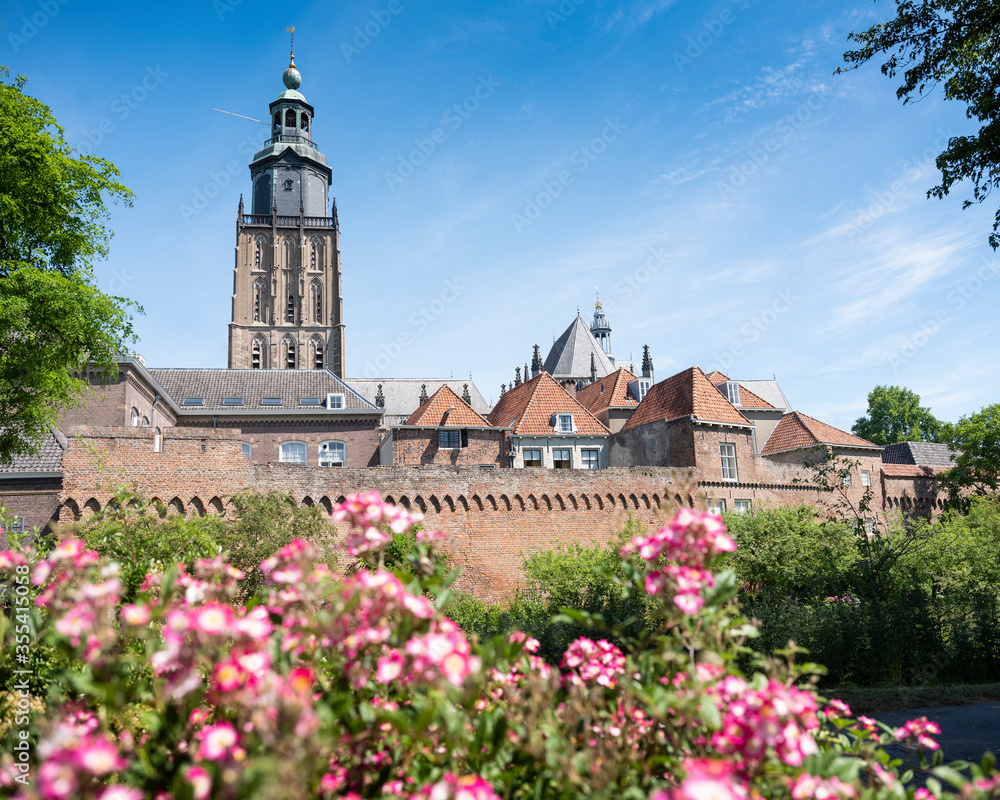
[
  {"x1": 790, "y1": 773, "x2": 857, "y2": 799},
  {"x1": 213, "y1": 660, "x2": 244, "y2": 692},
  {"x1": 672, "y1": 759, "x2": 747, "y2": 800},
  {"x1": 192, "y1": 603, "x2": 233, "y2": 635},
  {"x1": 562, "y1": 637, "x2": 626, "y2": 688},
  {"x1": 186, "y1": 765, "x2": 213, "y2": 799},
  {"x1": 823, "y1": 699, "x2": 851, "y2": 718},
  {"x1": 198, "y1": 722, "x2": 238, "y2": 761},
  {"x1": 38, "y1": 761, "x2": 78, "y2": 799},
  {"x1": 895, "y1": 716, "x2": 941, "y2": 750},
  {"x1": 97, "y1": 788, "x2": 143, "y2": 800},
  {"x1": 120, "y1": 604, "x2": 151, "y2": 626},
  {"x1": 376, "y1": 650, "x2": 406, "y2": 683},
  {"x1": 74, "y1": 738, "x2": 126, "y2": 775}
]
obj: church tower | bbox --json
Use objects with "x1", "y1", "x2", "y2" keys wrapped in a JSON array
[
  {"x1": 228, "y1": 39, "x2": 346, "y2": 376},
  {"x1": 590, "y1": 293, "x2": 612, "y2": 360}
]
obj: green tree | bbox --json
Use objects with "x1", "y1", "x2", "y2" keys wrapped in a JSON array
[
  {"x1": 851, "y1": 385, "x2": 942, "y2": 446},
  {"x1": 0, "y1": 67, "x2": 139, "y2": 464},
  {"x1": 940, "y1": 403, "x2": 1000, "y2": 512},
  {"x1": 839, "y1": 1, "x2": 1000, "y2": 247}
]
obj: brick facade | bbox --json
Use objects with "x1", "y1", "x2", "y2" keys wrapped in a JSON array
[{"x1": 386, "y1": 428, "x2": 505, "y2": 467}]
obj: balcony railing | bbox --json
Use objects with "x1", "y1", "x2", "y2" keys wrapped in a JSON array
[
  {"x1": 263, "y1": 134, "x2": 318, "y2": 150},
  {"x1": 241, "y1": 214, "x2": 336, "y2": 228}
]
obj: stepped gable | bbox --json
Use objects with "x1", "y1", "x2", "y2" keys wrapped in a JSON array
[
  {"x1": 405, "y1": 385, "x2": 492, "y2": 427},
  {"x1": 575, "y1": 368, "x2": 638, "y2": 414},
  {"x1": 622, "y1": 366, "x2": 750, "y2": 432},
  {"x1": 761, "y1": 411, "x2": 881, "y2": 455},
  {"x1": 0, "y1": 427, "x2": 67, "y2": 474},
  {"x1": 704, "y1": 370, "x2": 776, "y2": 410},
  {"x1": 487, "y1": 372, "x2": 609, "y2": 435},
  {"x1": 148, "y1": 369, "x2": 378, "y2": 412},
  {"x1": 542, "y1": 315, "x2": 616, "y2": 380}
]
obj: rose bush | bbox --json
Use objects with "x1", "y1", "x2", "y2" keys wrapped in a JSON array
[{"x1": 0, "y1": 495, "x2": 997, "y2": 799}]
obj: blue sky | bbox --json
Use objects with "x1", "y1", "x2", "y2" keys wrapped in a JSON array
[{"x1": 6, "y1": 0, "x2": 998, "y2": 431}]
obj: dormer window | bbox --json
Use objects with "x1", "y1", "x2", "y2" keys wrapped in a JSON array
[
  {"x1": 556, "y1": 413, "x2": 574, "y2": 433},
  {"x1": 722, "y1": 381, "x2": 741, "y2": 406}
]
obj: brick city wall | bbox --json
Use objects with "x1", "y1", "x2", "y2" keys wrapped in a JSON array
[
  {"x1": 55, "y1": 425, "x2": 892, "y2": 599},
  {"x1": 0, "y1": 478, "x2": 62, "y2": 534}
]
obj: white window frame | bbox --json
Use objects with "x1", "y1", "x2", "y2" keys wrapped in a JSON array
[
  {"x1": 438, "y1": 429, "x2": 462, "y2": 450},
  {"x1": 723, "y1": 381, "x2": 741, "y2": 406},
  {"x1": 637, "y1": 379, "x2": 650, "y2": 402},
  {"x1": 552, "y1": 448, "x2": 572, "y2": 469},
  {"x1": 318, "y1": 440, "x2": 346, "y2": 467},
  {"x1": 326, "y1": 393, "x2": 345, "y2": 410},
  {"x1": 710, "y1": 498, "x2": 727, "y2": 514},
  {"x1": 555, "y1": 413, "x2": 574, "y2": 433},
  {"x1": 861, "y1": 470, "x2": 871, "y2": 487},
  {"x1": 581, "y1": 449, "x2": 600, "y2": 470},
  {"x1": 154, "y1": 428, "x2": 162, "y2": 453},
  {"x1": 735, "y1": 499, "x2": 752, "y2": 514},
  {"x1": 241, "y1": 442, "x2": 252, "y2": 459},
  {"x1": 720, "y1": 443, "x2": 738, "y2": 482},
  {"x1": 522, "y1": 448, "x2": 542, "y2": 467},
  {"x1": 279, "y1": 441, "x2": 308, "y2": 464},
  {"x1": 843, "y1": 472, "x2": 853, "y2": 487},
  {"x1": 130, "y1": 407, "x2": 140, "y2": 427}
]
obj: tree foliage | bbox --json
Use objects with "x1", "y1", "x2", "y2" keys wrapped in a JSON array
[
  {"x1": 839, "y1": 0, "x2": 1000, "y2": 247},
  {"x1": 851, "y1": 385, "x2": 942, "y2": 446},
  {"x1": 0, "y1": 67, "x2": 139, "y2": 464},
  {"x1": 940, "y1": 403, "x2": 1000, "y2": 511}
]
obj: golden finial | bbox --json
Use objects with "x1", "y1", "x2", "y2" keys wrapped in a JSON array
[{"x1": 286, "y1": 26, "x2": 296, "y2": 68}]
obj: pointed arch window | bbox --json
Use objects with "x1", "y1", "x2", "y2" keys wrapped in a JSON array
[
  {"x1": 311, "y1": 280, "x2": 323, "y2": 324},
  {"x1": 253, "y1": 279, "x2": 265, "y2": 323},
  {"x1": 286, "y1": 294, "x2": 296, "y2": 323},
  {"x1": 312, "y1": 337, "x2": 324, "y2": 370},
  {"x1": 252, "y1": 337, "x2": 266, "y2": 369},
  {"x1": 285, "y1": 338, "x2": 297, "y2": 369},
  {"x1": 283, "y1": 236, "x2": 296, "y2": 269}
]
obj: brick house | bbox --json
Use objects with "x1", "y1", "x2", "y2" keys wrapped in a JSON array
[
  {"x1": 379, "y1": 385, "x2": 506, "y2": 467},
  {"x1": 488, "y1": 372, "x2": 611, "y2": 469}
]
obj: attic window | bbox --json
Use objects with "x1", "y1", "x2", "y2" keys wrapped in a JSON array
[
  {"x1": 182, "y1": 398, "x2": 204, "y2": 406},
  {"x1": 222, "y1": 398, "x2": 243, "y2": 406},
  {"x1": 555, "y1": 413, "x2": 574, "y2": 433},
  {"x1": 299, "y1": 398, "x2": 321, "y2": 406},
  {"x1": 261, "y1": 398, "x2": 282, "y2": 406},
  {"x1": 723, "y1": 381, "x2": 741, "y2": 406}
]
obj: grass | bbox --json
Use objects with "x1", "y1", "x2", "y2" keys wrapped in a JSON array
[{"x1": 821, "y1": 683, "x2": 1000, "y2": 714}]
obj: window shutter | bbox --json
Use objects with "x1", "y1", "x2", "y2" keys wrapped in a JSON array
[{"x1": 461, "y1": 429, "x2": 468, "y2": 448}]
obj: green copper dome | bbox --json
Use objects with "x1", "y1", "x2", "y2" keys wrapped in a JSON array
[{"x1": 283, "y1": 65, "x2": 302, "y2": 90}]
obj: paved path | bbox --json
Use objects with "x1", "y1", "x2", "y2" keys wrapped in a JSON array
[{"x1": 877, "y1": 702, "x2": 1000, "y2": 766}]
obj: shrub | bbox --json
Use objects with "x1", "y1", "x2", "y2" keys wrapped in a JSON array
[{"x1": 0, "y1": 497, "x2": 997, "y2": 799}]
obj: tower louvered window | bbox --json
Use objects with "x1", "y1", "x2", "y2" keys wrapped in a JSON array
[
  {"x1": 286, "y1": 339, "x2": 296, "y2": 369},
  {"x1": 314, "y1": 343, "x2": 324, "y2": 370},
  {"x1": 286, "y1": 295, "x2": 295, "y2": 323},
  {"x1": 252, "y1": 340, "x2": 262, "y2": 369}
]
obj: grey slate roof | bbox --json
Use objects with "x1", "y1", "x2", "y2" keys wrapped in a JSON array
[
  {"x1": 349, "y1": 379, "x2": 490, "y2": 426},
  {"x1": 147, "y1": 369, "x2": 380, "y2": 414},
  {"x1": 736, "y1": 380, "x2": 792, "y2": 412},
  {"x1": 882, "y1": 442, "x2": 958, "y2": 467},
  {"x1": 0, "y1": 427, "x2": 67, "y2": 474},
  {"x1": 543, "y1": 315, "x2": 616, "y2": 381}
]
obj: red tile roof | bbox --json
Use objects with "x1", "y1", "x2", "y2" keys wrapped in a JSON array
[
  {"x1": 487, "y1": 372, "x2": 609, "y2": 436},
  {"x1": 405, "y1": 385, "x2": 492, "y2": 427},
  {"x1": 761, "y1": 411, "x2": 881, "y2": 455},
  {"x1": 575, "y1": 368, "x2": 638, "y2": 414},
  {"x1": 622, "y1": 367, "x2": 751, "y2": 431},
  {"x1": 703, "y1": 370, "x2": 775, "y2": 409}
]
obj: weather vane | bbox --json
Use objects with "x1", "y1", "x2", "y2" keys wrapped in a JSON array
[{"x1": 287, "y1": 25, "x2": 295, "y2": 65}]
